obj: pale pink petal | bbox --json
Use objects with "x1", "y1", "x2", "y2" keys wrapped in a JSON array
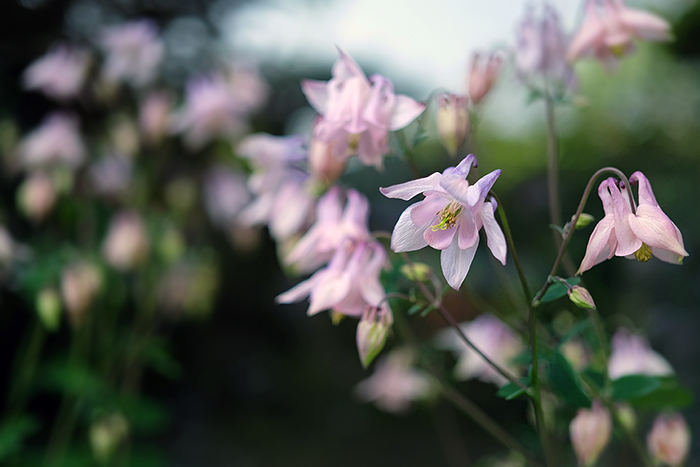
[
  {"x1": 456, "y1": 212, "x2": 478, "y2": 250},
  {"x1": 651, "y1": 247, "x2": 685, "y2": 265},
  {"x1": 388, "y1": 95, "x2": 425, "y2": 131},
  {"x1": 442, "y1": 169, "x2": 501, "y2": 207},
  {"x1": 391, "y1": 204, "x2": 430, "y2": 253},
  {"x1": 480, "y1": 202, "x2": 507, "y2": 265},
  {"x1": 629, "y1": 171, "x2": 659, "y2": 207},
  {"x1": 363, "y1": 75, "x2": 395, "y2": 130},
  {"x1": 356, "y1": 127, "x2": 388, "y2": 169},
  {"x1": 276, "y1": 276, "x2": 317, "y2": 304},
  {"x1": 441, "y1": 236, "x2": 479, "y2": 290},
  {"x1": 308, "y1": 272, "x2": 352, "y2": 316},
  {"x1": 379, "y1": 172, "x2": 442, "y2": 200},
  {"x1": 607, "y1": 179, "x2": 641, "y2": 256},
  {"x1": 410, "y1": 195, "x2": 449, "y2": 226},
  {"x1": 424, "y1": 224, "x2": 457, "y2": 250},
  {"x1": 618, "y1": 7, "x2": 671, "y2": 41},
  {"x1": 628, "y1": 205, "x2": 688, "y2": 258},
  {"x1": 579, "y1": 215, "x2": 616, "y2": 274},
  {"x1": 567, "y1": 1, "x2": 605, "y2": 62},
  {"x1": 301, "y1": 79, "x2": 330, "y2": 114},
  {"x1": 445, "y1": 154, "x2": 477, "y2": 177},
  {"x1": 332, "y1": 48, "x2": 366, "y2": 80}
]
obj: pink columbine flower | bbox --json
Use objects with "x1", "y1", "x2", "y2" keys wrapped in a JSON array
[
  {"x1": 102, "y1": 211, "x2": 150, "y2": 271},
  {"x1": 570, "y1": 400, "x2": 612, "y2": 466},
  {"x1": 436, "y1": 93, "x2": 470, "y2": 157},
  {"x1": 100, "y1": 20, "x2": 164, "y2": 87},
  {"x1": 226, "y1": 62, "x2": 270, "y2": 114},
  {"x1": 608, "y1": 329, "x2": 673, "y2": 380},
  {"x1": 567, "y1": 0, "x2": 671, "y2": 69},
  {"x1": 515, "y1": 4, "x2": 576, "y2": 92},
  {"x1": 578, "y1": 173, "x2": 688, "y2": 274},
  {"x1": 301, "y1": 49, "x2": 424, "y2": 169},
  {"x1": 23, "y1": 44, "x2": 90, "y2": 101},
  {"x1": 172, "y1": 75, "x2": 247, "y2": 148},
  {"x1": 380, "y1": 154, "x2": 507, "y2": 290},
  {"x1": 276, "y1": 239, "x2": 387, "y2": 318},
  {"x1": 139, "y1": 91, "x2": 173, "y2": 144},
  {"x1": 202, "y1": 166, "x2": 251, "y2": 229},
  {"x1": 467, "y1": 51, "x2": 502, "y2": 106},
  {"x1": 436, "y1": 314, "x2": 523, "y2": 386},
  {"x1": 17, "y1": 113, "x2": 86, "y2": 171},
  {"x1": 285, "y1": 187, "x2": 371, "y2": 274},
  {"x1": 647, "y1": 413, "x2": 691, "y2": 466},
  {"x1": 308, "y1": 117, "x2": 348, "y2": 186},
  {"x1": 354, "y1": 348, "x2": 433, "y2": 413}
]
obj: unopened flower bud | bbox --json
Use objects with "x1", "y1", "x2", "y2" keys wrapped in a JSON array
[
  {"x1": 17, "y1": 172, "x2": 56, "y2": 223},
  {"x1": 568, "y1": 285, "x2": 596, "y2": 310},
  {"x1": 37, "y1": 288, "x2": 61, "y2": 331},
  {"x1": 400, "y1": 262, "x2": 432, "y2": 282},
  {"x1": 103, "y1": 211, "x2": 149, "y2": 271},
  {"x1": 61, "y1": 262, "x2": 102, "y2": 327},
  {"x1": 468, "y1": 51, "x2": 502, "y2": 106},
  {"x1": 574, "y1": 213, "x2": 595, "y2": 230},
  {"x1": 357, "y1": 304, "x2": 394, "y2": 368},
  {"x1": 436, "y1": 94, "x2": 470, "y2": 157},
  {"x1": 570, "y1": 400, "x2": 612, "y2": 466},
  {"x1": 616, "y1": 403, "x2": 636, "y2": 432},
  {"x1": 647, "y1": 413, "x2": 690, "y2": 466},
  {"x1": 89, "y1": 412, "x2": 129, "y2": 465}
]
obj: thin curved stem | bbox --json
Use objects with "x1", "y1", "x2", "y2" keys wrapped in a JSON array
[
  {"x1": 533, "y1": 167, "x2": 634, "y2": 306},
  {"x1": 400, "y1": 252, "x2": 525, "y2": 390}
]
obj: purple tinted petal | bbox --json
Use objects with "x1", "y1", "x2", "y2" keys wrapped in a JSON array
[
  {"x1": 480, "y1": 202, "x2": 507, "y2": 265},
  {"x1": 441, "y1": 235, "x2": 478, "y2": 290},
  {"x1": 379, "y1": 172, "x2": 442, "y2": 200},
  {"x1": 456, "y1": 212, "x2": 478, "y2": 250},
  {"x1": 388, "y1": 95, "x2": 425, "y2": 131},
  {"x1": 411, "y1": 195, "x2": 448, "y2": 226}
]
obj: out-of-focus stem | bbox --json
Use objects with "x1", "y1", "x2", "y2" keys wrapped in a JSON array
[{"x1": 7, "y1": 319, "x2": 46, "y2": 419}]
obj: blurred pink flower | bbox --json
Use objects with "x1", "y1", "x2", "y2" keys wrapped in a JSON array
[
  {"x1": 202, "y1": 166, "x2": 250, "y2": 228},
  {"x1": 172, "y1": 75, "x2": 247, "y2": 148},
  {"x1": 570, "y1": 400, "x2": 612, "y2": 466},
  {"x1": 277, "y1": 239, "x2": 387, "y2": 318},
  {"x1": 139, "y1": 91, "x2": 173, "y2": 144},
  {"x1": 515, "y1": 4, "x2": 576, "y2": 92},
  {"x1": 608, "y1": 329, "x2": 673, "y2": 380},
  {"x1": 578, "y1": 173, "x2": 688, "y2": 274},
  {"x1": 17, "y1": 113, "x2": 86, "y2": 170},
  {"x1": 89, "y1": 154, "x2": 133, "y2": 197},
  {"x1": 23, "y1": 44, "x2": 90, "y2": 101},
  {"x1": 468, "y1": 51, "x2": 502, "y2": 106},
  {"x1": 308, "y1": 117, "x2": 347, "y2": 186},
  {"x1": 285, "y1": 187, "x2": 371, "y2": 274},
  {"x1": 436, "y1": 93, "x2": 470, "y2": 156},
  {"x1": 647, "y1": 413, "x2": 690, "y2": 466},
  {"x1": 567, "y1": 0, "x2": 671, "y2": 68},
  {"x1": 436, "y1": 314, "x2": 523, "y2": 386},
  {"x1": 354, "y1": 348, "x2": 433, "y2": 413},
  {"x1": 100, "y1": 20, "x2": 164, "y2": 87},
  {"x1": 17, "y1": 172, "x2": 56, "y2": 223},
  {"x1": 61, "y1": 262, "x2": 102, "y2": 327},
  {"x1": 226, "y1": 63, "x2": 270, "y2": 114},
  {"x1": 102, "y1": 211, "x2": 150, "y2": 271},
  {"x1": 380, "y1": 154, "x2": 506, "y2": 290},
  {"x1": 302, "y1": 49, "x2": 424, "y2": 169}
]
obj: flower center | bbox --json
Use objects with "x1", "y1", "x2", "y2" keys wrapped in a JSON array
[
  {"x1": 431, "y1": 202, "x2": 463, "y2": 232},
  {"x1": 634, "y1": 243, "x2": 652, "y2": 262},
  {"x1": 347, "y1": 133, "x2": 361, "y2": 151}
]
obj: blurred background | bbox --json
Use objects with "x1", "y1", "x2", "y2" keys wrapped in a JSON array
[{"x1": 1, "y1": 0, "x2": 699, "y2": 465}]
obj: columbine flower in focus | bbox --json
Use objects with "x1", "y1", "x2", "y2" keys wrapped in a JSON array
[
  {"x1": 276, "y1": 239, "x2": 387, "y2": 318},
  {"x1": 17, "y1": 113, "x2": 86, "y2": 171},
  {"x1": 468, "y1": 51, "x2": 502, "y2": 106},
  {"x1": 99, "y1": 20, "x2": 164, "y2": 87},
  {"x1": 436, "y1": 314, "x2": 523, "y2": 386},
  {"x1": 354, "y1": 348, "x2": 433, "y2": 413},
  {"x1": 567, "y1": 0, "x2": 671, "y2": 69},
  {"x1": 570, "y1": 400, "x2": 612, "y2": 466},
  {"x1": 436, "y1": 93, "x2": 470, "y2": 157},
  {"x1": 380, "y1": 154, "x2": 506, "y2": 290},
  {"x1": 515, "y1": 4, "x2": 576, "y2": 93},
  {"x1": 647, "y1": 413, "x2": 691, "y2": 466},
  {"x1": 578, "y1": 172, "x2": 688, "y2": 274},
  {"x1": 608, "y1": 329, "x2": 673, "y2": 380},
  {"x1": 284, "y1": 187, "x2": 371, "y2": 274},
  {"x1": 23, "y1": 44, "x2": 90, "y2": 101},
  {"x1": 301, "y1": 49, "x2": 424, "y2": 169}
]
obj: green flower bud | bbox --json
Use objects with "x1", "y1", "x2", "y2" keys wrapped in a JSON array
[
  {"x1": 37, "y1": 288, "x2": 61, "y2": 331},
  {"x1": 574, "y1": 213, "x2": 595, "y2": 230},
  {"x1": 568, "y1": 285, "x2": 596, "y2": 310},
  {"x1": 400, "y1": 262, "x2": 432, "y2": 282}
]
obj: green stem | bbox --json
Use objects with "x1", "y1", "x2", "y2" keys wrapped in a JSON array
[
  {"x1": 7, "y1": 318, "x2": 46, "y2": 419},
  {"x1": 532, "y1": 167, "x2": 634, "y2": 306}
]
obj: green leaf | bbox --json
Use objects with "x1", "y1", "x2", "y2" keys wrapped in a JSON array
[
  {"x1": 546, "y1": 351, "x2": 591, "y2": 408},
  {"x1": 557, "y1": 319, "x2": 593, "y2": 348},
  {"x1": 611, "y1": 375, "x2": 662, "y2": 400},
  {"x1": 41, "y1": 361, "x2": 106, "y2": 398},
  {"x1": 143, "y1": 340, "x2": 182, "y2": 380},
  {"x1": 406, "y1": 303, "x2": 424, "y2": 316},
  {"x1": 628, "y1": 386, "x2": 693, "y2": 410},
  {"x1": 496, "y1": 380, "x2": 530, "y2": 400},
  {"x1": 540, "y1": 277, "x2": 581, "y2": 304},
  {"x1": 581, "y1": 368, "x2": 606, "y2": 390},
  {"x1": 0, "y1": 417, "x2": 40, "y2": 460}
]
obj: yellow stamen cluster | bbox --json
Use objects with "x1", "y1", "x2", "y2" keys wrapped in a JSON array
[
  {"x1": 634, "y1": 243, "x2": 652, "y2": 262},
  {"x1": 347, "y1": 133, "x2": 361, "y2": 151},
  {"x1": 431, "y1": 202, "x2": 463, "y2": 232}
]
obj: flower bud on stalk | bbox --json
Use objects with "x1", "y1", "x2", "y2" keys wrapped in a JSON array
[
  {"x1": 356, "y1": 304, "x2": 393, "y2": 368},
  {"x1": 17, "y1": 172, "x2": 56, "y2": 223},
  {"x1": 102, "y1": 211, "x2": 149, "y2": 271},
  {"x1": 37, "y1": 288, "x2": 61, "y2": 331},
  {"x1": 89, "y1": 412, "x2": 129, "y2": 464},
  {"x1": 570, "y1": 400, "x2": 612, "y2": 466},
  {"x1": 647, "y1": 413, "x2": 690, "y2": 466},
  {"x1": 61, "y1": 262, "x2": 102, "y2": 327},
  {"x1": 468, "y1": 52, "x2": 502, "y2": 106},
  {"x1": 568, "y1": 285, "x2": 596, "y2": 310},
  {"x1": 436, "y1": 94, "x2": 470, "y2": 157}
]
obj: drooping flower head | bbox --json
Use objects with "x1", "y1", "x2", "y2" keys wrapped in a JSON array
[
  {"x1": 436, "y1": 93, "x2": 470, "y2": 157},
  {"x1": 570, "y1": 400, "x2": 612, "y2": 466},
  {"x1": 567, "y1": 0, "x2": 671, "y2": 69},
  {"x1": 608, "y1": 329, "x2": 673, "y2": 380},
  {"x1": 23, "y1": 43, "x2": 90, "y2": 101},
  {"x1": 647, "y1": 413, "x2": 691, "y2": 466},
  {"x1": 17, "y1": 112, "x2": 86, "y2": 171},
  {"x1": 515, "y1": 4, "x2": 576, "y2": 93},
  {"x1": 468, "y1": 51, "x2": 503, "y2": 106},
  {"x1": 302, "y1": 48, "x2": 425, "y2": 169},
  {"x1": 99, "y1": 19, "x2": 164, "y2": 87},
  {"x1": 578, "y1": 172, "x2": 688, "y2": 274},
  {"x1": 380, "y1": 154, "x2": 507, "y2": 290}
]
